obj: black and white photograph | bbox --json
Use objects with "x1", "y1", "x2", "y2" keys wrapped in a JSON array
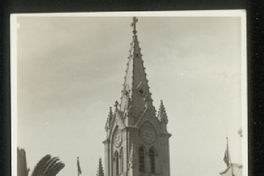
[{"x1": 11, "y1": 11, "x2": 247, "y2": 176}]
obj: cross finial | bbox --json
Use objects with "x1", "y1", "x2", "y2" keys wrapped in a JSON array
[{"x1": 131, "y1": 17, "x2": 138, "y2": 34}]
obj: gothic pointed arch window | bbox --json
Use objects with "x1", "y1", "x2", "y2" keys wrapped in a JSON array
[
  {"x1": 114, "y1": 151, "x2": 119, "y2": 176},
  {"x1": 138, "y1": 146, "x2": 145, "y2": 172},
  {"x1": 149, "y1": 147, "x2": 156, "y2": 174}
]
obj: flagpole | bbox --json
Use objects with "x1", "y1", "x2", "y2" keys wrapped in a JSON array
[
  {"x1": 226, "y1": 137, "x2": 231, "y2": 164},
  {"x1": 77, "y1": 157, "x2": 80, "y2": 176},
  {"x1": 77, "y1": 156, "x2": 82, "y2": 176},
  {"x1": 226, "y1": 138, "x2": 235, "y2": 176},
  {"x1": 231, "y1": 163, "x2": 235, "y2": 176}
]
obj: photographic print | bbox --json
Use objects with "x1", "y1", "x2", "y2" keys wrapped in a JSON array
[{"x1": 11, "y1": 11, "x2": 247, "y2": 176}]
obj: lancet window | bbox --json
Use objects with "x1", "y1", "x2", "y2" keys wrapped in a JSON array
[
  {"x1": 120, "y1": 147, "x2": 123, "y2": 173},
  {"x1": 138, "y1": 146, "x2": 145, "y2": 172},
  {"x1": 114, "y1": 151, "x2": 119, "y2": 176},
  {"x1": 149, "y1": 147, "x2": 155, "y2": 173}
]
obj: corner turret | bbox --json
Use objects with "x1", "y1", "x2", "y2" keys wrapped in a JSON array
[{"x1": 158, "y1": 100, "x2": 169, "y2": 131}]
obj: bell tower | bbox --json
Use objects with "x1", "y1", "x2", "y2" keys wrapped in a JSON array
[{"x1": 103, "y1": 17, "x2": 171, "y2": 176}]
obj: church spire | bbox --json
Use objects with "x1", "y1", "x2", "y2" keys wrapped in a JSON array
[
  {"x1": 96, "y1": 158, "x2": 104, "y2": 176},
  {"x1": 120, "y1": 17, "x2": 156, "y2": 124}
]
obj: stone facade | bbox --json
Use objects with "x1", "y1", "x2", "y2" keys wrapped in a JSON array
[{"x1": 103, "y1": 17, "x2": 171, "y2": 176}]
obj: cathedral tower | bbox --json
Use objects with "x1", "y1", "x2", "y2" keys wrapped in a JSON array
[{"x1": 103, "y1": 17, "x2": 171, "y2": 176}]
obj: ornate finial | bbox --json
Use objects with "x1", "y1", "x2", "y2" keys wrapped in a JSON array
[
  {"x1": 108, "y1": 107, "x2": 113, "y2": 121},
  {"x1": 158, "y1": 100, "x2": 168, "y2": 124},
  {"x1": 131, "y1": 17, "x2": 138, "y2": 34},
  {"x1": 105, "y1": 107, "x2": 113, "y2": 131},
  {"x1": 114, "y1": 101, "x2": 119, "y2": 109}
]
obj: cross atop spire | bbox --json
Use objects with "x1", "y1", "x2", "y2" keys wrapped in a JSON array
[{"x1": 131, "y1": 17, "x2": 138, "y2": 34}]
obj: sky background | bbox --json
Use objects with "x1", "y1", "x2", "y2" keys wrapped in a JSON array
[{"x1": 16, "y1": 15, "x2": 245, "y2": 176}]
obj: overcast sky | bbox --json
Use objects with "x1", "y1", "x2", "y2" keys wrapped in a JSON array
[{"x1": 15, "y1": 13, "x2": 245, "y2": 176}]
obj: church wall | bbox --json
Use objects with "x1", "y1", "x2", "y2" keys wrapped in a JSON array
[
  {"x1": 103, "y1": 140, "x2": 109, "y2": 176},
  {"x1": 160, "y1": 135, "x2": 171, "y2": 176},
  {"x1": 105, "y1": 114, "x2": 170, "y2": 176},
  {"x1": 120, "y1": 128, "x2": 128, "y2": 176},
  {"x1": 134, "y1": 120, "x2": 163, "y2": 176}
]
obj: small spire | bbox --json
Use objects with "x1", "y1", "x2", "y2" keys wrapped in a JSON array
[
  {"x1": 158, "y1": 100, "x2": 168, "y2": 124},
  {"x1": 105, "y1": 107, "x2": 113, "y2": 131},
  {"x1": 96, "y1": 158, "x2": 104, "y2": 176},
  {"x1": 131, "y1": 17, "x2": 138, "y2": 34},
  {"x1": 108, "y1": 107, "x2": 113, "y2": 121}
]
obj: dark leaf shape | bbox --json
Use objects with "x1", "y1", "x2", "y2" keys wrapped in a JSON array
[
  {"x1": 31, "y1": 155, "x2": 52, "y2": 176},
  {"x1": 49, "y1": 162, "x2": 65, "y2": 176},
  {"x1": 31, "y1": 155, "x2": 65, "y2": 176},
  {"x1": 44, "y1": 158, "x2": 60, "y2": 176},
  {"x1": 42, "y1": 157, "x2": 59, "y2": 175}
]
